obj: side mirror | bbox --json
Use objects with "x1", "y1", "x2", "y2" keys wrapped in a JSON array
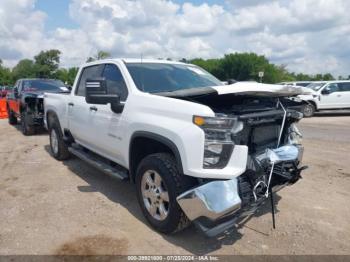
[
  {"x1": 85, "y1": 78, "x2": 124, "y2": 113},
  {"x1": 321, "y1": 87, "x2": 331, "y2": 95}
]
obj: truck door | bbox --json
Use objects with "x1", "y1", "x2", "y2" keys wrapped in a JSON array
[
  {"x1": 68, "y1": 64, "x2": 104, "y2": 147},
  {"x1": 318, "y1": 83, "x2": 342, "y2": 109},
  {"x1": 89, "y1": 63, "x2": 129, "y2": 165},
  {"x1": 337, "y1": 82, "x2": 350, "y2": 108}
]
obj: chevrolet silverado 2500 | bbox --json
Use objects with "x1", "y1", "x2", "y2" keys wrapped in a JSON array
[{"x1": 44, "y1": 59, "x2": 307, "y2": 236}]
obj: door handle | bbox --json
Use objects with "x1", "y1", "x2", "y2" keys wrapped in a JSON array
[
  {"x1": 89, "y1": 106, "x2": 98, "y2": 111},
  {"x1": 68, "y1": 102, "x2": 74, "y2": 106}
]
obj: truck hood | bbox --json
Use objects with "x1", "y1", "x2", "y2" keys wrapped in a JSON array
[
  {"x1": 156, "y1": 82, "x2": 313, "y2": 98},
  {"x1": 212, "y1": 82, "x2": 313, "y2": 97}
]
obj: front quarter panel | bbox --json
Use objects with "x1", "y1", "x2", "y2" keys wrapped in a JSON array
[{"x1": 123, "y1": 93, "x2": 248, "y2": 180}]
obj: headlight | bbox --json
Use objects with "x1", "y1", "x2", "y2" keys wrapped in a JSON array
[
  {"x1": 288, "y1": 123, "x2": 303, "y2": 145},
  {"x1": 193, "y1": 115, "x2": 243, "y2": 169}
]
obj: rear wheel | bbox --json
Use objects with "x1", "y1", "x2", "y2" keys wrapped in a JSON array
[
  {"x1": 49, "y1": 122, "x2": 70, "y2": 160},
  {"x1": 21, "y1": 111, "x2": 35, "y2": 135},
  {"x1": 136, "y1": 153, "x2": 195, "y2": 234},
  {"x1": 302, "y1": 103, "x2": 315, "y2": 117},
  {"x1": 7, "y1": 107, "x2": 17, "y2": 125}
]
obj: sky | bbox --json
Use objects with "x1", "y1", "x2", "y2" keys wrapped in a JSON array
[{"x1": 0, "y1": 0, "x2": 349, "y2": 77}]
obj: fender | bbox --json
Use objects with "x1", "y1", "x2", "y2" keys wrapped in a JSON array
[
  {"x1": 129, "y1": 131, "x2": 184, "y2": 175},
  {"x1": 46, "y1": 109, "x2": 60, "y2": 129}
]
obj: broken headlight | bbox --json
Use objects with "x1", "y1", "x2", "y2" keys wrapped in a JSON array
[
  {"x1": 193, "y1": 115, "x2": 242, "y2": 169},
  {"x1": 288, "y1": 123, "x2": 303, "y2": 145}
]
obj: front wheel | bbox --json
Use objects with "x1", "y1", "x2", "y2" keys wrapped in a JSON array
[
  {"x1": 302, "y1": 103, "x2": 315, "y2": 117},
  {"x1": 49, "y1": 122, "x2": 70, "y2": 160},
  {"x1": 136, "y1": 153, "x2": 195, "y2": 234}
]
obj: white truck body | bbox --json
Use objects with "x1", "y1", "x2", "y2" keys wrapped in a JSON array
[
  {"x1": 44, "y1": 59, "x2": 307, "y2": 236},
  {"x1": 297, "y1": 81, "x2": 350, "y2": 116}
]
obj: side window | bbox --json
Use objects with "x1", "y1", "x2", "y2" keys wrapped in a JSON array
[
  {"x1": 76, "y1": 65, "x2": 104, "y2": 96},
  {"x1": 102, "y1": 64, "x2": 128, "y2": 101},
  {"x1": 338, "y1": 82, "x2": 350, "y2": 92},
  {"x1": 327, "y1": 83, "x2": 339, "y2": 93}
]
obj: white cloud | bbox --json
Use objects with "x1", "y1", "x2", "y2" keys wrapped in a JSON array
[{"x1": 1, "y1": 0, "x2": 350, "y2": 76}]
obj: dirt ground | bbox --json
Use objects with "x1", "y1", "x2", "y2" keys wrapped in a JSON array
[{"x1": 0, "y1": 113, "x2": 350, "y2": 255}]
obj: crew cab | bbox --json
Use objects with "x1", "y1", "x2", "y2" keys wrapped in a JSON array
[
  {"x1": 298, "y1": 81, "x2": 350, "y2": 117},
  {"x1": 44, "y1": 59, "x2": 307, "y2": 236},
  {"x1": 7, "y1": 78, "x2": 69, "y2": 135}
]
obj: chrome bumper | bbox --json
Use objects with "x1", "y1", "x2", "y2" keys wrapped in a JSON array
[
  {"x1": 177, "y1": 179, "x2": 241, "y2": 222},
  {"x1": 177, "y1": 144, "x2": 304, "y2": 237}
]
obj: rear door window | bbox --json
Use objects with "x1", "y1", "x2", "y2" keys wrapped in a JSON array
[
  {"x1": 338, "y1": 82, "x2": 350, "y2": 92},
  {"x1": 76, "y1": 65, "x2": 104, "y2": 96}
]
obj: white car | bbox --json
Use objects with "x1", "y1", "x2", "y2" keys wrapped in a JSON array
[
  {"x1": 299, "y1": 81, "x2": 350, "y2": 117},
  {"x1": 44, "y1": 59, "x2": 307, "y2": 236}
]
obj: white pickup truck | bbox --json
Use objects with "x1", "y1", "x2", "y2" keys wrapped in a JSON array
[
  {"x1": 298, "y1": 81, "x2": 350, "y2": 117},
  {"x1": 44, "y1": 59, "x2": 307, "y2": 236}
]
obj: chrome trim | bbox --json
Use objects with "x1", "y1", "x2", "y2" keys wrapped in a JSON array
[{"x1": 176, "y1": 178, "x2": 241, "y2": 221}]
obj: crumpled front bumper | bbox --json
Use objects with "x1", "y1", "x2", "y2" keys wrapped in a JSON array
[{"x1": 177, "y1": 144, "x2": 304, "y2": 237}]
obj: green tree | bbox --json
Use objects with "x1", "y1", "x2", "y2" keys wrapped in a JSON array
[
  {"x1": 12, "y1": 59, "x2": 36, "y2": 80},
  {"x1": 0, "y1": 60, "x2": 13, "y2": 85},
  {"x1": 34, "y1": 49, "x2": 61, "y2": 78},
  {"x1": 56, "y1": 67, "x2": 78, "y2": 86},
  {"x1": 86, "y1": 51, "x2": 111, "y2": 62},
  {"x1": 322, "y1": 73, "x2": 335, "y2": 81}
]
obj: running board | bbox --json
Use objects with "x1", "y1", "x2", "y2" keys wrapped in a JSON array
[{"x1": 68, "y1": 145, "x2": 129, "y2": 181}]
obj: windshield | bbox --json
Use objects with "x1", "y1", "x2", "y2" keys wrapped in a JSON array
[
  {"x1": 306, "y1": 82, "x2": 327, "y2": 91},
  {"x1": 22, "y1": 79, "x2": 67, "y2": 92},
  {"x1": 125, "y1": 63, "x2": 222, "y2": 93}
]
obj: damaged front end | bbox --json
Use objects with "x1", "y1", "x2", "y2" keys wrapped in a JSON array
[
  {"x1": 177, "y1": 95, "x2": 307, "y2": 237},
  {"x1": 23, "y1": 94, "x2": 45, "y2": 126}
]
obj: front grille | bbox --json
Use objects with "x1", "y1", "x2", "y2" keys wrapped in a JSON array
[
  {"x1": 252, "y1": 124, "x2": 280, "y2": 151},
  {"x1": 233, "y1": 123, "x2": 282, "y2": 153}
]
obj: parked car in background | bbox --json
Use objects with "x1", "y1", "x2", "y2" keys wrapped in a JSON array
[
  {"x1": 6, "y1": 79, "x2": 69, "y2": 135},
  {"x1": 298, "y1": 81, "x2": 350, "y2": 117},
  {"x1": 44, "y1": 59, "x2": 307, "y2": 236},
  {"x1": 279, "y1": 81, "x2": 312, "y2": 87}
]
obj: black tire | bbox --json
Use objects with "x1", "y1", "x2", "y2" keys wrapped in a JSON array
[
  {"x1": 49, "y1": 122, "x2": 70, "y2": 160},
  {"x1": 302, "y1": 103, "x2": 315, "y2": 117},
  {"x1": 20, "y1": 111, "x2": 35, "y2": 135},
  {"x1": 7, "y1": 107, "x2": 17, "y2": 125},
  {"x1": 135, "y1": 153, "x2": 195, "y2": 234}
]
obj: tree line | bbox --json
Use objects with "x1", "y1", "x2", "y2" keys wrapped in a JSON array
[{"x1": 1, "y1": 49, "x2": 349, "y2": 87}]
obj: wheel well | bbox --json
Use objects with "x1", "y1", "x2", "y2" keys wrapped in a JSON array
[
  {"x1": 46, "y1": 110, "x2": 59, "y2": 129},
  {"x1": 306, "y1": 100, "x2": 317, "y2": 110},
  {"x1": 129, "y1": 134, "x2": 183, "y2": 182}
]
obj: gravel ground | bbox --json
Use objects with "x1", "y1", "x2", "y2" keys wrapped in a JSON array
[{"x1": 0, "y1": 114, "x2": 350, "y2": 255}]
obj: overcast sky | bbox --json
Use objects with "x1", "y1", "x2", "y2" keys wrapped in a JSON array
[{"x1": 1, "y1": 0, "x2": 349, "y2": 76}]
